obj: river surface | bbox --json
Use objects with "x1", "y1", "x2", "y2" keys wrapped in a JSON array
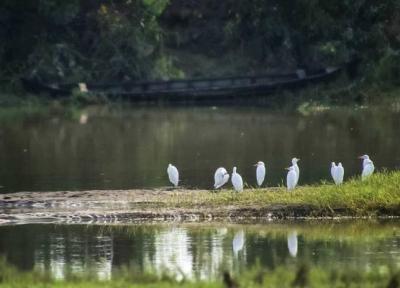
[
  {"x1": 0, "y1": 220, "x2": 398, "y2": 280},
  {"x1": 0, "y1": 104, "x2": 399, "y2": 192},
  {"x1": 0, "y1": 104, "x2": 399, "y2": 279}
]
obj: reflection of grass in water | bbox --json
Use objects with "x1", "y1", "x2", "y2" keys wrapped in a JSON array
[
  {"x1": 163, "y1": 171, "x2": 400, "y2": 216},
  {"x1": 0, "y1": 257, "x2": 397, "y2": 287},
  {"x1": 180, "y1": 220, "x2": 400, "y2": 243},
  {"x1": 90, "y1": 219, "x2": 400, "y2": 243},
  {"x1": 0, "y1": 93, "x2": 50, "y2": 121},
  {"x1": 0, "y1": 92, "x2": 62, "y2": 122},
  {"x1": 0, "y1": 106, "x2": 46, "y2": 121},
  {"x1": 1, "y1": 87, "x2": 400, "y2": 122},
  {"x1": 0, "y1": 93, "x2": 99, "y2": 123}
]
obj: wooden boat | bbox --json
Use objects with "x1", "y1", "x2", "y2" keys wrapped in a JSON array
[{"x1": 21, "y1": 65, "x2": 342, "y2": 102}]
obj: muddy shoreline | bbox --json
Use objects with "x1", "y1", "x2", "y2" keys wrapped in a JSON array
[{"x1": 0, "y1": 189, "x2": 398, "y2": 224}]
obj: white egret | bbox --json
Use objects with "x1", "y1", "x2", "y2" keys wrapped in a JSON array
[
  {"x1": 232, "y1": 230, "x2": 245, "y2": 257},
  {"x1": 291, "y1": 158, "x2": 300, "y2": 185},
  {"x1": 359, "y1": 155, "x2": 374, "y2": 180},
  {"x1": 330, "y1": 162, "x2": 337, "y2": 183},
  {"x1": 254, "y1": 161, "x2": 266, "y2": 187},
  {"x1": 331, "y1": 162, "x2": 344, "y2": 185},
  {"x1": 231, "y1": 167, "x2": 243, "y2": 192},
  {"x1": 287, "y1": 231, "x2": 298, "y2": 257},
  {"x1": 336, "y1": 162, "x2": 344, "y2": 184},
  {"x1": 167, "y1": 163, "x2": 179, "y2": 187},
  {"x1": 286, "y1": 166, "x2": 297, "y2": 190},
  {"x1": 359, "y1": 154, "x2": 371, "y2": 168},
  {"x1": 214, "y1": 167, "x2": 229, "y2": 189}
]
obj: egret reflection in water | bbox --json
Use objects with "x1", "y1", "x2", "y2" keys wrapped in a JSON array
[
  {"x1": 287, "y1": 231, "x2": 298, "y2": 257},
  {"x1": 0, "y1": 223, "x2": 399, "y2": 280},
  {"x1": 79, "y1": 113, "x2": 88, "y2": 124},
  {"x1": 148, "y1": 228, "x2": 193, "y2": 280},
  {"x1": 232, "y1": 230, "x2": 245, "y2": 257}
]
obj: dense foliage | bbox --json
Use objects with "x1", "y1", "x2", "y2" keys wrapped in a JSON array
[
  {"x1": 0, "y1": 0, "x2": 172, "y2": 84},
  {"x1": 0, "y1": 0, "x2": 399, "y2": 86}
]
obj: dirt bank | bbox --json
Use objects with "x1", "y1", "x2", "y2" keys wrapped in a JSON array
[{"x1": 0, "y1": 188, "x2": 398, "y2": 224}]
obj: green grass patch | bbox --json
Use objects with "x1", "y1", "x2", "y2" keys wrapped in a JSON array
[{"x1": 163, "y1": 171, "x2": 400, "y2": 216}]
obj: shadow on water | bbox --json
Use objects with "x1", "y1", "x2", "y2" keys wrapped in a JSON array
[{"x1": 0, "y1": 219, "x2": 398, "y2": 280}]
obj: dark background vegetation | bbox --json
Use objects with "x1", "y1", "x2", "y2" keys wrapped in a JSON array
[{"x1": 0, "y1": 0, "x2": 400, "y2": 88}]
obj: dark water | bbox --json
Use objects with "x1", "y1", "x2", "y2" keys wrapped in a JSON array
[
  {"x1": 0, "y1": 221, "x2": 398, "y2": 280},
  {"x1": 0, "y1": 104, "x2": 399, "y2": 192}
]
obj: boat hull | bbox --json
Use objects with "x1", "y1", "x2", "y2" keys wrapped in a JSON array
[{"x1": 21, "y1": 66, "x2": 342, "y2": 102}]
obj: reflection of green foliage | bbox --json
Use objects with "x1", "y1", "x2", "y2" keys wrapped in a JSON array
[
  {"x1": 0, "y1": 93, "x2": 50, "y2": 121},
  {"x1": 0, "y1": 256, "x2": 397, "y2": 287},
  {"x1": 92, "y1": 219, "x2": 400, "y2": 244},
  {"x1": 171, "y1": 220, "x2": 400, "y2": 244}
]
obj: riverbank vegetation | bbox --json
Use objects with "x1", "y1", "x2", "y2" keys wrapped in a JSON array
[
  {"x1": 2, "y1": 171, "x2": 398, "y2": 219},
  {"x1": 163, "y1": 171, "x2": 400, "y2": 217},
  {"x1": 1, "y1": 1, "x2": 400, "y2": 100},
  {"x1": 0, "y1": 259, "x2": 398, "y2": 288}
]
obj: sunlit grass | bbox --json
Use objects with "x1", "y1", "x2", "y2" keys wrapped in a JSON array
[{"x1": 162, "y1": 171, "x2": 400, "y2": 216}]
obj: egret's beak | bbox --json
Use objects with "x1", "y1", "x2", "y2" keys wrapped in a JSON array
[
  {"x1": 297, "y1": 158, "x2": 300, "y2": 161},
  {"x1": 253, "y1": 163, "x2": 258, "y2": 166},
  {"x1": 358, "y1": 156, "x2": 363, "y2": 159},
  {"x1": 285, "y1": 167, "x2": 290, "y2": 170}
]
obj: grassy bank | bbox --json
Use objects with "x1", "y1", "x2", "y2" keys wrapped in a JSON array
[
  {"x1": 0, "y1": 172, "x2": 399, "y2": 222},
  {"x1": 0, "y1": 257, "x2": 398, "y2": 288},
  {"x1": 163, "y1": 171, "x2": 400, "y2": 217}
]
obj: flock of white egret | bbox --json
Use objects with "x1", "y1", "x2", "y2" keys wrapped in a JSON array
[{"x1": 167, "y1": 155, "x2": 375, "y2": 192}]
